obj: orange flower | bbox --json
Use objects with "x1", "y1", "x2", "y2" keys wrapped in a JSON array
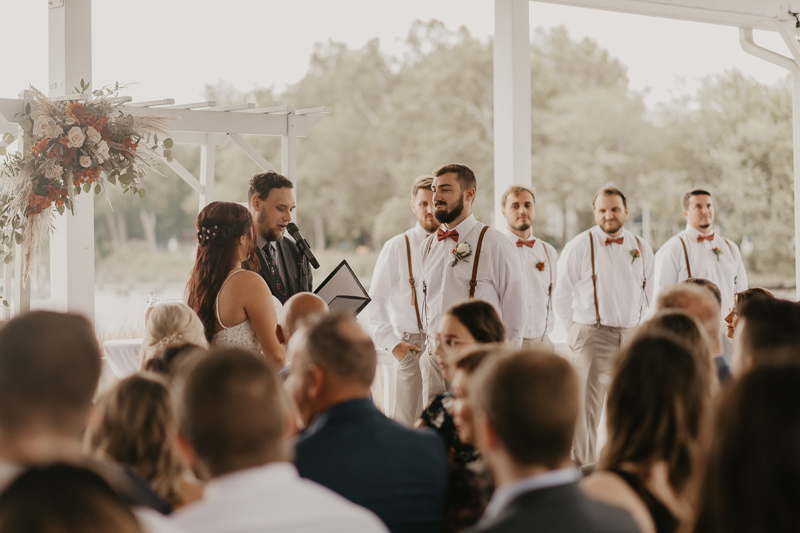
[
  {"x1": 30, "y1": 138, "x2": 50, "y2": 156},
  {"x1": 536, "y1": 261, "x2": 545, "y2": 272},
  {"x1": 73, "y1": 166, "x2": 100, "y2": 186},
  {"x1": 65, "y1": 102, "x2": 89, "y2": 126},
  {"x1": 122, "y1": 137, "x2": 138, "y2": 153},
  {"x1": 85, "y1": 114, "x2": 109, "y2": 131}
]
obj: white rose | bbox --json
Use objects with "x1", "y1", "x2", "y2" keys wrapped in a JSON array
[
  {"x1": 85, "y1": 127, "x2": 101, "y2": 144},
  {"x1": 79, "y1": 155, "x2": 92, "y2": 168},
  {"x1": 33, "y1": 115, "x2": 53, "y2": 137},
  {"x1": 45, "y1": 165, "x2": 64, "y2": 179},
  {"x1": 456, "y1": 243, "x2": 470, "y2": 254},
  {"x1": 66, "y1": 126, "x2": 86, "y2": 148},
  {"x1": 96, "y1": 140, "x2": 110, "y2": 160},
  {"x1": 45, "y1": 125, "x2": 63, "y2": 139}
]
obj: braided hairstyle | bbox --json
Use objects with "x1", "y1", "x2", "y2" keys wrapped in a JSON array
[{"x1": 186, "y1": 202, "x2": 257, "y2": 341}]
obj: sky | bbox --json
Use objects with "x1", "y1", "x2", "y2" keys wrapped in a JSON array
[{"x1": 0, "y1": 0, "x2": 794, "y2": 110}]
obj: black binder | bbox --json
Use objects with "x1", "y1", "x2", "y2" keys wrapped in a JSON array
[{"x1": 314, "y1": 260, "x2": 371, "y2": 315}]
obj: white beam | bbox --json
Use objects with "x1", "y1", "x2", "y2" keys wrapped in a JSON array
[
  {"x1": 494, "y1": 0, "x2": 532, "y2": 228},
  {"x1": 240, "y1": 105, "x2": 296, "y2": 114},
  {"x1": 199, "y1": 135, "x2": 224, "y2": 210},
  {"x1": 133, "y1": 106, "x2": 293, "y2": 136},
  {"x1": 164, "y1": 101, "x2": 216, "y2": 110},
  {"x1": 155, "y1": 155, "x2": 205, "y2": 194},
  {"x1": 229, "y1": 133, "x2": 278, "y2": 173},
  {"x1": 296, "y1": 106, "x2": 332, "y2": 115},
  {"x1": 207, "y1": 103, "x2": 256, "y2": 112},
  {"x1": 282, "y1": 113, "x2": 297, "y2": 188},
  {"x1": 129, "y1": 99, "x2": 175, "y2": 107},
  {"x1": 49, "y1": 0, "x2": 94, "y2": 323}
]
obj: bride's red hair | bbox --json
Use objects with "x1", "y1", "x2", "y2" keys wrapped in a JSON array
[{"x1": 186, "y1": 202, "x2": 257, "y2": 340}]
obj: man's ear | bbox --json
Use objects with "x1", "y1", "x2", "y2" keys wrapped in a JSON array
[
  {"x1": 276, "y1": 324, "x2": 286, "y2": 345},
  {"x1": 466, "y1": 187, "x2": 477, "y2": 203},
  {"x1": 308, "y1": 364, "x2": 325, "y2": 400},
  {"x1": 681, "y1": 209, "x2": 689, "y2": 220},
  {"x1": 251, "y1": 195, "x2": 260, "y2": 211}
]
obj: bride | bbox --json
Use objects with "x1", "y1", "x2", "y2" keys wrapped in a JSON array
[{"x1": 185, "y1": 201, "x2": 285, "y2": 366}]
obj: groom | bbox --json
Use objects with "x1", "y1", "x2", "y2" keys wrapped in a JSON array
[{"x1": 247, "y1": 171, "x2": 313, "y2": 304}]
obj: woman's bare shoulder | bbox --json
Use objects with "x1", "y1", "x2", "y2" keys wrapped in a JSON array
[{"x1": 582, "y1": 471, "x2": 656, "y2": 533}]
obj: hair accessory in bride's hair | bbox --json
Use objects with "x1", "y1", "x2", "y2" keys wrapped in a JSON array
[
  {"x1": 196, "y1": 224, "x2": 220, "y2": 245},
  {"x1": 155, "y1": 332, "x2": 184, "y2": 350}
]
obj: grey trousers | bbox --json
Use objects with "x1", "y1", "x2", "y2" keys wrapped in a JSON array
[
  {"x1": 568, "y1": 323, "x2": 634, "y2": 465},
  {"x1": 421, "y1": 347, "x2": 450, "y2": 407},
  {"x1": 392, "y1": 333, "x2": 426, "y2": 426},
  {"x1": 521, "y1": 335, "x2": 555, "y2": 352}
]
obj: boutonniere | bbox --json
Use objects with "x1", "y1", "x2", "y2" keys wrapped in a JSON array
[
  {"x1": 451, "y1": 242, "x2": 472, "y2": 267},
  {"x1": 536, "y1": 261, "x2": 546, "y2": 272},
  {"x1": 712, "y1": 247, "x2": 723, "y2": 262},
  {"x1": 629, "y1": 249, "x2": 640, "y2": 264}
]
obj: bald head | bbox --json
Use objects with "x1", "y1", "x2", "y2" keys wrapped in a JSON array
[
  {"x1": 279, "y1": 293, "x2": 329, "y2": 345},
  {"x1": 657, "y1": 284, "x2": 721, "y2": 355}
]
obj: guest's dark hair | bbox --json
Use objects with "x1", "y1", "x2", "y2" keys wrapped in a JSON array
[
  {"x1": 681, "y1": 188, "x2": 711, "y2": 211},
  {"x1": 592, "y1": 185, "x2": 627, "y2": 209},
  {"x1": 0, "y1": 464, "x2": 141, "y2": 533},
  {"x1": 299, "y1": 312, "x2": 377, "y2": 386},
  {"x1": 247, "y1": 171, "x2": 293, "y2": 203},
  {"x1": 0, "y1": 311, "x2": 100, "y2": 436},
  {"x1": 445, "y1": 300, "x2": 505, "y2": 344},
  {"x1": 692, "y1": 366, "x2": 800, "y2": 533},
  {"x1": 472, "y1": 350, "x2": 578, "y2": 468},
  {"x1": 683, "y1": 277, "x2": 722, "y2": 308},
  {"x1": 186, "y1": 201, "x2": 257, "y2": 340},
  {"x1": 638, "y1": 309, "x2": 713, "y2": 374},
  {"x1": 733, "y1": 287, "x2": 774, "y2": 312},
  {"x1": 737, "y1": 298, "x2": 800, "y2": 368},
  {"x1": 602, "y1": 334, "x2": 712, "y2": 499},
  {"x1": 177, "y1": 349, "x2": 287, "y2": 477},
  {"x1": 86, "y1": 373, "x2": 186, "y2": 507},
  {"x1": 434, "y1": 163, "x2": 477, "y2": 193}
]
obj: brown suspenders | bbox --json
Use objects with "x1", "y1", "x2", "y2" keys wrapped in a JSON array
[
  {"x1": 469, "y1": 227, "x2": 490, "y2": 299},
  {"x1": 403, "y1": 234, "x2": 423, "y2": 332},
  {"x1": 589, "y1": 232, "x2": 648, "y2": 326},
  {"x1": 679, "y1": 234, "x2": 736, "y2": 289},
  {"x1": 678, "y1": 236, "x2": 692, "y2": 278}
]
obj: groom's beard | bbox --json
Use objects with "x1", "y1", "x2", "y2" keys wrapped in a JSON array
[{"x1": 435, "y1": 196, "x2": 465, "y2": 225}]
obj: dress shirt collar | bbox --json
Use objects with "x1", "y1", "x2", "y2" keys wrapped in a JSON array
[
  {"x1": 502, "y1": 227, "x2": 532, "y2": 241},
  {"x1": 592, "y1": 225, "x2": 626, "y2": 241},
  {"x1": 257, "y1": 233, "x2": 271, "y2": 251},
  {"x1": 412, "y1": 222, "x2": 431, "y2": 239},
  {"x1": 483, "y1": 467, "x2": 580, "y2": 520},
  {"x1": 684, "y1": 223, "x2": 714, "y2": 240},
  {"x1": 305, "y1": 397, "x2": 377, "y2": 434},
  {"x1": 203, "y1": 462, "x2": 298, "y2": 500},
  {"x1": 440, "y1": 213, "x2": 478, "y2": 240}
]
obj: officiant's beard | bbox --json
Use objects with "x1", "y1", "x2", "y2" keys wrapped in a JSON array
[{"x1": 435, "y1": 197, "x2": 465, "y2": 225}]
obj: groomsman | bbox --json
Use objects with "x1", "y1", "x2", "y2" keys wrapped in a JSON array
[
  {"x1": 554, "y1": 185, "x2": 654, "y2": 465},
  {"x1": 420, "y1": 164, "x2": 526, "y2": 404},
  {"x1": 654, "y1": 188, "x2": 748, "y2": 317},
  {"x1": 500, "y1": 186, "x2": 558, "y2": 351},
  {"x1": 368, "y1": 175, "x2": 438, "y2": 426}
]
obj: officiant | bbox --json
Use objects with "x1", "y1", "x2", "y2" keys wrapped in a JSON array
[{"x1": 246, "y1": 171, "x2": 313, "y2": 304}]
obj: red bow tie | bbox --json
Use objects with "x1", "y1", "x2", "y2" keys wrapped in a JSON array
[
  {"x1": 516, "y1": 239, "x2": 535, "y2": 248},
  {"x1": 605, "y1": 237, "x2": 624, "y2": 246},
  {"x1": 437, "y1": 228, "x2": 459, "y2": 242},
  {"x1": 697, "y1": 233, "x2": 715, "y2": 242}
]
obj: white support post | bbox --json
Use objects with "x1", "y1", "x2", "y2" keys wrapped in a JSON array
[
  {"x1": 2, "y1": 260, "x2": 10, "y2": 320},
  {"x1": 493, "y1": 0, "x2": 531, "y2": 228},
  {"x1": 281, "y1": 112, "x2": 297, "y2": 185},
  {"x1": 48, "y1": 0, "x2": 95, "y2": 322},
  {"x1": 198, "y1": 136, "x2": 218, "y2": 210}
]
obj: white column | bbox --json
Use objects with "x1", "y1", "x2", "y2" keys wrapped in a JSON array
[
  {"x1": 281, "y1": 112, "x2": 297, "y2": 185},
  {"x1": 48, "y1": 0, "x2": 95, "y2": 322},
  {"x1": 493, "y1": 0, "x2": 531, "y2": 228},
  {"x1": 198, "y1": 138, "x2": 217, "y2": 209}
]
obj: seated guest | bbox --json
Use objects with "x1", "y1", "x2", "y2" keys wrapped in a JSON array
[
  {"x1": 691, "y1": 366, "x2": 800, "y2": 533},
  {"x1": 288, "y1": 313, "x2": 448, "y2": 533},
  {"x1": 86, "y1": 373, "x2": 201, "y2": 510},
  {"x1": 731, "y1": 298, "x2": 800, "y2": 376},
  {"x1": 173, "y1": 348, "x2": 386, "y2": 533},
  {"x1": 656, "y1": 283, "x2": 730, "y2": 384},
  {"x1": 722, "y1": 287, "x2": 774, "y2": 340},
  {"x1": 0, "y1": 463, "x2": 143, "y2": 533},
  {"x1": 144, "y1": 343, "x2": 208, "y2": 380},
  {"x1": 276, "y1": 292, "x2": 329, "y2": 347},
  {"x1": 468, "y1": 349, "x2": 639, "y2": 533},
  {"x1": 682, "y1": 277, "x2": 732, "y2": 358},
  {"x1": 140, "y1": 302, "x2": 208, "y2": 368},
  {"x1": 582, "y1": 334, "x2": 714, "y2": 533}
]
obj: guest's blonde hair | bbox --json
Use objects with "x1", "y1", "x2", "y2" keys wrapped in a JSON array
[
  {"x1": 140, "y1": 303, "x2": 208, "y2": 368},
  {"x1": 85, "y1": 373, "x2": 189, "y2": 508}
]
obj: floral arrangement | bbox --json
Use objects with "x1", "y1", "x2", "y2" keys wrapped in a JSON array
[
  {"x1": 0, "y1": 82, "x2": 174, "y2": 286},
  {"x1": 712, "y1": 247, "x2": 723, "y2": 262},
  {"x1": 536, "y1": 261, "x2": 546, "y2": 272},
  {"x1": 450, "y1": 242, "x2": 472, "y2": 266},
  {"x1": 630, "y1": 248, "x2": 641, "y2": 264}
]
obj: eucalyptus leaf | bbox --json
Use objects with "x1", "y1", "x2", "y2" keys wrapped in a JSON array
[
  {"x1": 95, "y1": 184, "x2": 101, "y2": 195},
  {"x1": 2, "y1": 300, "x2": 8, "y2": 308},
  {"x1": 163, "y1": 149, "x2": 172, "y2": 159},
  {"x1": 57, "y1": 205, "x2": 65, "y2": 215},
  {"x1": 14, "y1": 233, "x2": 21, "y2": 245},
  {"x1": 163, "y1": 138, "x2": 174, "y2": 149},
  {"x1": 2, "y1": 133, "x2": 14, "y2": 144},
  {"x1": 138, "y1": 188, "x2": 147, "y2": 199},
  {"x1": 83, "y1": 183, "x2": 91, "y2": 193},
  {"x1": 166, "y1": 154, "x2": 174, "y2": 163},
  {"x1": 25, "y1": 103, "x2": 30, "y2": 115},
  {"x1": 3, "y1": 256, "x2": 11, "y2": 265},
  {"x1": 108, "y1": 175, "x2": 116, "y2": 185}
]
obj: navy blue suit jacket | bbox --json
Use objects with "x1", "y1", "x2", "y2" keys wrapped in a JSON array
[{"x1": 295, "y1": 398, "x2": 449, "y2": 533}]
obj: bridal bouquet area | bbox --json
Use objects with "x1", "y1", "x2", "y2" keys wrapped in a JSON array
[{"x1": 0, "y1": 83, "x2": 173, "y2": 286}]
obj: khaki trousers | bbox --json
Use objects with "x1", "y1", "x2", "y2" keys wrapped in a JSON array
[
  {"x1": 521, "y1": 336, "x2": 555, "y2": 352},
  {"x1": 392, "y1": 333, "x2": 426, "y2": 426},
  {"x1": 568, "y1": 323, "x2": 634, "y2": 465},
  {"x1": 421, "y1": 347, "x2": 450, "y2": 407}
]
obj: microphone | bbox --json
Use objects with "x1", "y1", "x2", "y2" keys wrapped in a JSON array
[{"x1": 286, "y1": 222, "x2": 320, "y2": 269}]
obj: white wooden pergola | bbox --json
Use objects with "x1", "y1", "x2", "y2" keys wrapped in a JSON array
[
  {"x1": 0, "y1": 0, "x2": 329, "y2": 322},
  {"x1": 494, "y1": 0, "x2": 800, "y2": 295}
]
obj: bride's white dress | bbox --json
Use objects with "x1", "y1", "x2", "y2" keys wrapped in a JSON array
[{"x1": 211, "y1": 270, "x2": 263, "y2": 356}]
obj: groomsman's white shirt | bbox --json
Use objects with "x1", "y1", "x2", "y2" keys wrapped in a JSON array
[
  {"x1": 368, "y1": 223, "x2": 429, "y2": 350},
  {"x1": 501, "y1": 228, "x2": 558, "y2": 339},
  {"x1": 555, "y1": 226, "x2": 655, "y2": 331},
  {"x1": 420, "y1": 214, "x2": 527, "y2": 344},
  {"x1": 654, "y1": 225, "x2": 748, "y2": 316},
  {"x1": 172, "y1": 463, "x2": 387, "y2": 533}
]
